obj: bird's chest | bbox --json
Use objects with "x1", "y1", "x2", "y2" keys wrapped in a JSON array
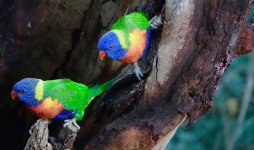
[
  {"x1": 120, "y1": 29, "x2": 147, "y2": 63},
  {"x1": 27, "y1": 97, "x2": 63, "y2": 119}
]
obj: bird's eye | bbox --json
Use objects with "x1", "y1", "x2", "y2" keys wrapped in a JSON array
[
  {"x1": 21, "y1": 89, "x2": 26, "y2": 93},
  {"x1": 109, "y1": 44, "x2": 113, "y2": 49}
]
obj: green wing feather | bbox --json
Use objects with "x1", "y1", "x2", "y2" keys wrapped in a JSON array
[
  {"x1": 43, "y1": 79, "x2": 112, "y2": 120},
  {"x1": 110, "y1": 11, "x2": 149, "y2": 50},
  {"x1": 111, "y1": 11, "x2": 150, "y2": 32}
]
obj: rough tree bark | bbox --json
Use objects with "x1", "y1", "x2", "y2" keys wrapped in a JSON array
[
  {"x1": 24, "y1": 119, "x2": 79, "y2": 150},
  {"x1": 0, "y1": 0, "x2": 253, "y2": 149}
]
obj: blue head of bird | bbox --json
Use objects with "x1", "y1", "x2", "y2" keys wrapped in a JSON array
[
  {"x1": 97, "y1": 30, "x2": 127, "y2": 60},
  {"x1": 11, "y1": 78, "x2": 41, "y2": 106}
]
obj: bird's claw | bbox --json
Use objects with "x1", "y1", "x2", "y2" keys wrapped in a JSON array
[
  {"x1": 134, "y1": 64, "x2": 143, "y2": 81},
  {"x1": 29, "y1": 125, "x2": 35, "y2": 135},
  {"x1": 149, "y1": 15, "x2": 163, "y2": 30},
  {"x1": 149, "y1": 17, "x2": 158, "y2": 29},
  {"x1": 63, "y1": 118, "x2": 80, "y2": 130}
]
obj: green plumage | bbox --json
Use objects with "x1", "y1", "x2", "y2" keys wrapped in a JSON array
[
  {"x1": 43, "y1": 79, "x2": 112, "y2": 120},
  {"x1": 111, "y1": 11, "x2": 149, "y2": 31},
  {"x1": 109, "y1": 11, "x2": 150, "y2": 51}
]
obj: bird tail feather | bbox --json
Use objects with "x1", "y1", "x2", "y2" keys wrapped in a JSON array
[{"x1": 88, "y1": 79, "x2": 113, "y2": 100}]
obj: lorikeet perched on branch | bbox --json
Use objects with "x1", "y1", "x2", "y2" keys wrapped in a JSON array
[
  {"x1": 11, "y1": 78, "x2": 111, "y2": 128},
  {"x1": 97, "y1": 11, "x2": 151, "y2": 80}
]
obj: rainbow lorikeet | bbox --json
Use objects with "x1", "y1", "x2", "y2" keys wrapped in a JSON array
[
  {"x1": 97, "y1": 11, "x2": 151, "y2": 80},
  {"x1": 11, "y1": 78, "x2": 111, "y2": 128}
]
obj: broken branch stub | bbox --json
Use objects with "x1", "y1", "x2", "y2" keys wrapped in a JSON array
[{"x1": 25, "y1": 119, "x2": 79, "y2": 150}]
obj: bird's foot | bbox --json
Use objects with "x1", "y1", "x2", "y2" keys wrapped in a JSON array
[
  {"x1": 29, "y1": 119, "x2": 50, "y2": 135},
  {"x1": 149, "y1": 15, "x2": 163, "y2": 30},
  {"x1": 133, "y1": 62, "x2": 143, "y2": 81},
  {"x1": 63, "y1": 118, "x2": 80, "y2": 130}
]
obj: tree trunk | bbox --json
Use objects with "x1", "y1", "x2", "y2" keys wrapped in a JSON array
[{"x1": 0, "y1": 0, "x2": 253, "y2": 149}]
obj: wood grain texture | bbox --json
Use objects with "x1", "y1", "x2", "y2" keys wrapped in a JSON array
[{"x1": 0, "y1": 0, "x2": 252, "y2": 149}]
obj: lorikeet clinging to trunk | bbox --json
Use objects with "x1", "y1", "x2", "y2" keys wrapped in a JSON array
[{"x1": 97, "y1": 11, "x2": 151, "y2": 80}]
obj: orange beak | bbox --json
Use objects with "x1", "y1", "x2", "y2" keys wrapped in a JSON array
[
  {"x1": 11, "y1": 91, "x2": 18, "y2": 100},
  {"x1": 98, "y1": 51, "x2": 106, "y2": 60}
]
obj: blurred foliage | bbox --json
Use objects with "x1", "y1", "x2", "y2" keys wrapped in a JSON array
[
  {"x1": 247, "y1": 3, "x2": 254, "y2": 25},
  {"x1": 167, "y1": 52, "x2": 254, "y2": 150}
]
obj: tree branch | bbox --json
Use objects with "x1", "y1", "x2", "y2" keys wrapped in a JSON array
[
  {"x1": 0, "y1": 0, "x2": 253, "y2": 149},
  {"x1": 151, "y1": 114, "x2": 188, "y2": 150},
  {"x1": 25, "y1": 119, "x2": 79, "y2": 150}
]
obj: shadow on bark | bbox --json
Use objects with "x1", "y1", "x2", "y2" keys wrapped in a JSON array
[{"x1": 0, "y1": 0, "x2": 253, "y2": 149}]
